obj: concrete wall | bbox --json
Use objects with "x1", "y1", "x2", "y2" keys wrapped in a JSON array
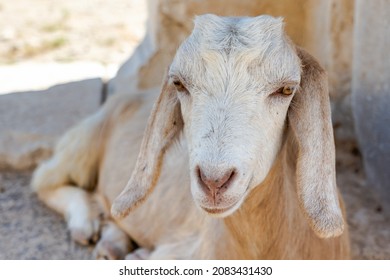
[{"x1": 352, "y1": 0, "x2": 390, "y2": 213}]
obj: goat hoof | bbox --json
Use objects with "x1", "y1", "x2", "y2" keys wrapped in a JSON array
[
  {"x1": 125, "y1": 248, "x2": 151, "y2": 260},
  {"x1": 94, "y1": 240, "x2": 129, "y2": 260},
  {"x1": 68, "y1": 218, "x2": 100, "y2": 246},
  {"x1": 92, "y1": 221, "x2": 132, "y2": 259}
]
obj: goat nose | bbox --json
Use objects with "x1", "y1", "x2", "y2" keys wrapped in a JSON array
[{"x1": 197, "y1": 167, "x2": 236, "y2": 195}]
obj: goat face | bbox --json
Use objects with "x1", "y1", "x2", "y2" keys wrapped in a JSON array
[{"x1": 168, "y1": 15, "x2": 301, "y2": 216}]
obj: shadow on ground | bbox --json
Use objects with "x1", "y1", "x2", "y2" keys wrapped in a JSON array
[{"x1": 0, "y1": 170, "x2": 93, "y2": 259}]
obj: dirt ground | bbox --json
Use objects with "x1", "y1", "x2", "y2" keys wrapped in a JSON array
[
  {"x1": 335, "y1": 142, "x2": 390, "y2": 259},
  {"x1": 0, "y1": 171, "x2": 93, "y2": 259}
]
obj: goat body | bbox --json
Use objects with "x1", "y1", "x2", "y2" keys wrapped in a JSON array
[{"x1": 32, "y1": 15, "x2": 350, "y2": 259}]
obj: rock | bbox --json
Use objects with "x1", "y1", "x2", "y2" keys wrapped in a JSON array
[
  {"x1": 0, "y1": 78, "x2": 102, "y2": 170},
  {"x1": 351, "y1": 0, "x2": 390, "y2": 214},
  {"x1": 0, "y1": 62, "x2": 115, "y2": 95}
]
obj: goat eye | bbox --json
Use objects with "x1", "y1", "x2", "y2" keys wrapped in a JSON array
[
  {"x1": 274, "y1": 85, "x2": 295, "y2": 96},
  {"x1": 282, "y1": 86, "x2": 294, "y2": 95},
  {"x1": 173, "y1": 80, "x2": 186, "y2": 92},
  {"x1": 283, "y1": 86, "x2": 293, "y2": 95},
  {"x1": 173, "y1": 80, "x2": 182, "y2": 87}
]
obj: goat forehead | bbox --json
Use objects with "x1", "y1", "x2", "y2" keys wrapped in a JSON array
[
  {"x1": 171, "y1": 15, "x2": 301, "y2": 91},
  {"x1": 192, "y1": 14, "x2": 285, "y2": 52}
]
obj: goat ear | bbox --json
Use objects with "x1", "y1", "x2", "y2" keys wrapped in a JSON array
[
  {"x1": 111, "y1": 74, "x2": 183, "y2": 219},
  {"x1": 288, "y1": 47, "x2": 344, "y2": 238}
]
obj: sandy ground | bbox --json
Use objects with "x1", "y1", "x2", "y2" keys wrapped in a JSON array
[{"x1": 0, "y1": 142, "x2": 389, "y2": 259}]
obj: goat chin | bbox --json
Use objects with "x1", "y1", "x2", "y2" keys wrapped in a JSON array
[{"x1": 31, "y1": 14, "x2": 350, "y2": 260}]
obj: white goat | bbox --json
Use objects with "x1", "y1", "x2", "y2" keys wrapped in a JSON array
[{"x1": 32, "y1": 14, "x2": 350, "y2": 259}]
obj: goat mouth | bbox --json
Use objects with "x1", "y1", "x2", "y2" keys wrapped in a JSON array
[
  {"x1": 201, "y1": 205, "x2": 235, "y2": 215},
  {"x1": 200, "y1": 199, "x2": 242, "y2": 217}
]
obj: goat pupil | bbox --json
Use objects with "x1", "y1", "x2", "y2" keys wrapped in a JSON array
[{"x1": 283, "y1": 86, "x2": 293, "y2": 95}]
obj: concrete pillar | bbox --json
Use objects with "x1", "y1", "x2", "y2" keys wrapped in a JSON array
[{"x1": 352, "y1": 0, "x2": 390, "y2": 213}]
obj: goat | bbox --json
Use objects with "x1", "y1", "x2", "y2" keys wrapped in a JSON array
[{"x1": 32, "y1": 14, "x2": 350, "y2": 259}]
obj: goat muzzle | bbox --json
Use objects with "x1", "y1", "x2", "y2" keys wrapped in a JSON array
[{"x1": 196, "y1": 166, "x2": 236, "y2": 202}]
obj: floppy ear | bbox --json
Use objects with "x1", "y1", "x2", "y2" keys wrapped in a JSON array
[
  {"x1": 288, "y1": 47, "x2": 344, "y2": 238},
  {"x1": 111, "y1": 74, "x2": 183, "y2": 219}
]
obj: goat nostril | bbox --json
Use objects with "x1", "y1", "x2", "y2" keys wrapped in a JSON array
[
  {"x1": 223, "y1": 169, "x2": 235, "y2": 187},
  {"x1": 196, "y1": 166, "x2": 236, "y2": 193}
]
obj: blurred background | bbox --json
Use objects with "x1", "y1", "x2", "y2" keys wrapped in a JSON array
[
  {"x1": 0, "y1": 0, "x2": 389, "y2": 259},
  {"x1": 0, "y1": 0, "x2": 147, "y2": 93}
]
